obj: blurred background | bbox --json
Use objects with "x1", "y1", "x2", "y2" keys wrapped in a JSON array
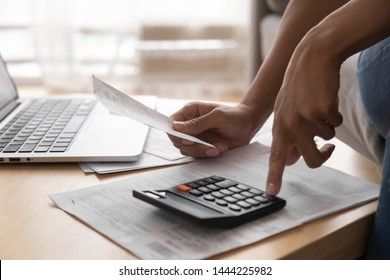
[{"x1": 0, "y1": 0, "x2": 253, "y2": 100}]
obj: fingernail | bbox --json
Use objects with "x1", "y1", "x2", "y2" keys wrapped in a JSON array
[
  {"x1": 215, "y1": 143, "x2": 228, "y2": 153},
  {"x1": 324, "y1": 144, "x2": 335, "y2": 152},
  {"x1": 173, "y1": 121, "x2": 186, "y2": 131},
  {"x1": 266, "y1": 183, "x2": 277, "y2": 196},
  {"x1": 206, "y1": 149, "x2": 220, "y2": 157},
  {"x1": 182, "y1": 139, "x2": 195, "y2": 145}
]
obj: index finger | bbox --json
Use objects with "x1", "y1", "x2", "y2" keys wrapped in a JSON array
[
  {"x1": 266, "y1": 133, "x2": 289, "y2": 196},
  {"x1": 169, "y1": 101, "x2": 218, "y2": 122}
]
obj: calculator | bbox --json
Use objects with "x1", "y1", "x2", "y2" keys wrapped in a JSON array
[{"x1": 133, "y1": 175, "x2": 286, "y2": 227}]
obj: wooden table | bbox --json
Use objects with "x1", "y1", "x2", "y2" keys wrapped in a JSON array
[{"x1": 0, "y1": 97, "x2": 381, "y2": 260}]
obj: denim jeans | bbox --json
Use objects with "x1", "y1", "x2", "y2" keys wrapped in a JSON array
[{"x1": 357, "y1": 36, "x2": 390, "y2": 259}]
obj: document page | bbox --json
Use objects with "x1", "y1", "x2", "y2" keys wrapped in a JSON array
[
  {"x1": 93, "y1": 76, "x2": 214, "y2": 148},
  {"x1": 50, "y1": 142, "x2": 379, "y2": 259},
  {"x1": 80, "y1": 129, "x2": 193, "y2": 174}
]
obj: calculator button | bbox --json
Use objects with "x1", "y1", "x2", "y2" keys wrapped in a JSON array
[
  {"x1": 223, "y1": 196, "x2": 238, "y2": 204},
  {"x1": 203, "y1": 195, "x2": 215, "y2": 201},
  {"x1": 198, "y1": 186, "x2": 212, "y2": 194},
  {"x1": 229, "y1": 204, "x2": 242, "y2": 212},
  {"x1": 211, "y1": 175, "x2": 225, "y2": 182},
  {"x1": 248, "y1": 188, "x2": 263, "y2": 195},
  {"x1": 220, "y1": 189, "x2": 234, "y2": 196},
  {"x1": 236, "y1": 184, "x2": 250, "y2": 191},
  {"x1": 232, "y1": 193, "x2": 246, "y2": 200},
  {"x1": 241, "y1": 191, "x2": 254, "y2": 198},
  {"x1": 211, "y1": 191, "x2": 225, "y2": 199},
  {"x1": 189, "y1": 189, "x2": 203, "y2": 196},
  {"x1": 236, "y1": 201, "x2": 252, "y2": 209},
  {"x1": 228, "y1": 186, "x2": 241, "y2": 193},
  {"x1": 186, "y1": 182, "x2": 200, "y2": 188},
  {"x1": 215, "y1": 180, "x2": 237, "y2": 189},
  {"x1": 253, "y1": 195, "x2": 269, "y2": 203},
  {"x1": 216, "y1": 200, "x2": 228, "y2": 207},
  {"x1": 245, "y1": 198, "x2": 261, "y2": 206},
  {"x1": 194, "y1": 179, "x2": 209, "y2": 186},
  {"x1": 176, "y1": 184, "x2": 192, "y2": 192},
  {"x1": 203, "y1": 177, "x2": 218, "y2": 184},
  {"x1": 206, "y1": 184, "x2": 220, "y2": 191},
  {"x1": 262, "y1": 194, "x2": 278, "y2": 201}
]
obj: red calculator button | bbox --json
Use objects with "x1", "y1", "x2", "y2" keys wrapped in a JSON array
[{"x1": 176, "y1": 184, "x2": 192, "y2": 192}]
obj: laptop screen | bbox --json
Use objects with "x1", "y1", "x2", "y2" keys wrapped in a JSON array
[{"x1": 0, "y1": 55, "x2": 18, "y2": 111}]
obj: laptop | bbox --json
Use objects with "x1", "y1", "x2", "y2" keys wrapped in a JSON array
[{"x1": 0, "y1": 54, "x2": 154, "y2": 163}]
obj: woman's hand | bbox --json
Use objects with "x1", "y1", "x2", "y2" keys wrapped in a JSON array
[
  {"x1": 266, "y1": 39, "x2": 343, "y2": 196},
  {"x1": 169, "y1": 101, "x2": 260, "y2": 158}
]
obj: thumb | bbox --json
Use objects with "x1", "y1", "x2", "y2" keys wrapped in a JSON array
[{"x1": 172, "y1": 113, "x2": 215, "y2": 136}]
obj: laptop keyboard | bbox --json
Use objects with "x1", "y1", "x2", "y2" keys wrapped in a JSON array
[{"x1": 0, "y1": 98, "x2": 96, "y2": 154}]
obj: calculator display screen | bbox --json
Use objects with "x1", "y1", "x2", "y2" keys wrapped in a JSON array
[{"x1": 166, "y1": 191, "x2": 222, "y2": 217}]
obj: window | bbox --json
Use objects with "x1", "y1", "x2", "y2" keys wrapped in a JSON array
[{"x1": 0, "y1": 0, "x2": 251, "y2": 99}]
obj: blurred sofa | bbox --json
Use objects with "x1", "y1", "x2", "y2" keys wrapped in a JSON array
[
  {"x1": 250, "y1": 0, "x2": 288, "y2": 77},
  {"x1": 259, "y1": 0, "x2": 288, "y2": 58}
]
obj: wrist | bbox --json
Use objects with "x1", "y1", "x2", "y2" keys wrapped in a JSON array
[
  {"x1": 295, "y1": 25, "x2": 344, "y2": 70},
  {"x1": 236, "y1": 101, "x2": 270, "y2": 138},
  {"x1": 298, "y1": 0, "x2": 390, "y2": 67}
]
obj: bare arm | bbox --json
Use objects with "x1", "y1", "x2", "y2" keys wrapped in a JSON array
[
  {"x1": 306, "y1": 0, "x2": 390, "y2": 62},
  {"x1": 266, "y1": 0, "x2": 390, "y2": 196},
  {"x1": 241, "y1": 0, "x2": 349, "y2": 133}
]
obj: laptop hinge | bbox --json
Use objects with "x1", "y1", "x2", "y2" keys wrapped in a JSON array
[{"x1": 0, "y1": 100, "x2": 19, "y2": 123}]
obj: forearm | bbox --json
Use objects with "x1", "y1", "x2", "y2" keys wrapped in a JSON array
[
  {"x1": 301, "y1": 0, "x2": 390, "y2": 66},
  {"x1": 240, "y1": 0, "x2": 349, "y2": 131}
]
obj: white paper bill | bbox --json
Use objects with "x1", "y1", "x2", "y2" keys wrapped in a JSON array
[
  {"x1": 93, "y1": 76, "x2": 215, "y2": 148},
  {"x1": 50, "y1": 142, "x2": 379, "y2": 259}
]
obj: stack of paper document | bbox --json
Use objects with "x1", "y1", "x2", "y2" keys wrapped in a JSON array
[
  {"x1": 80, "y1": 128, "x2": 194, "y2": 174},
  {"x1": 51, "y1": 142, "x2": 379, "y2": 259}
]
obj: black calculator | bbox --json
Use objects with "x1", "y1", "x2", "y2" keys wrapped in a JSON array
[{"x1": 133, "y1": 175, "x2": 286, "y2": 227}]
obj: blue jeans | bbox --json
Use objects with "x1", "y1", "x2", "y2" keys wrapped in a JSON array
[{"x1": 358, "y1": 36, "x2": 390, "y2": 259}]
